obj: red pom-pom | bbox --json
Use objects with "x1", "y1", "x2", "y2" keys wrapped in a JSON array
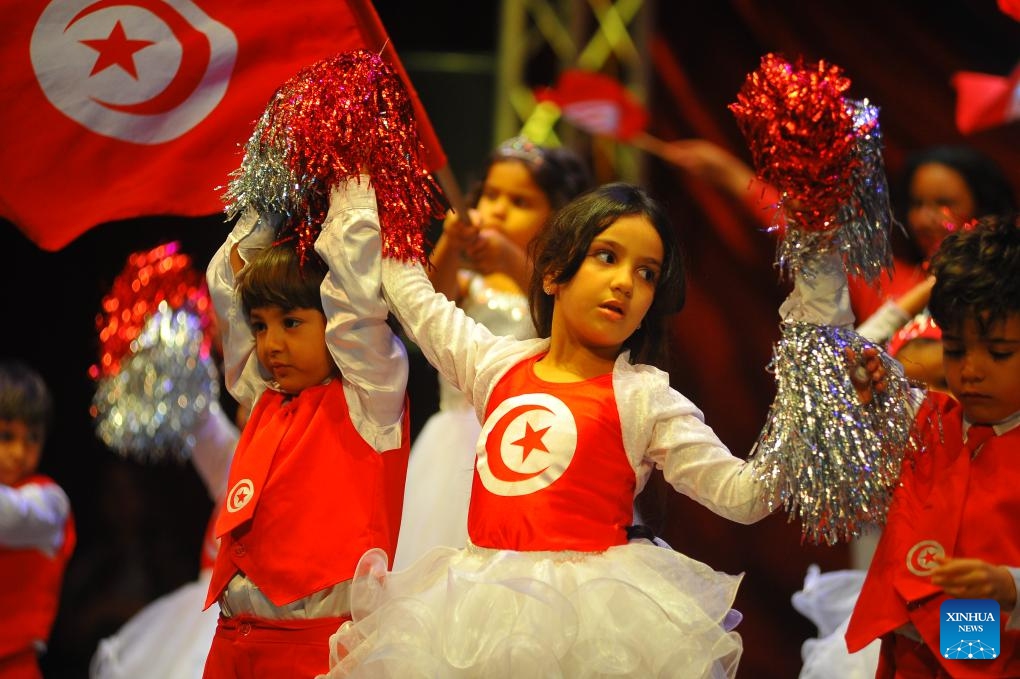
[
  {"x1": 226, "y1": 50, "x2": 447, "y2": 264},
  {"x1": 91, "y1": 242, "x2": 212, "y2": 379},
  {"x1": 729, "y1": 54, "x2": 859, "y2": 233}
]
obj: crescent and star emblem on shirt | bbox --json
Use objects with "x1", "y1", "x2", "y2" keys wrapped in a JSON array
[
  {"x1": 905, "y1": 539, "x2": 945, "y2": 576},
  {"x1": 30, "y1": 0, "x2": 237, "y2": 143},
  {"x1": 476, "y1": 392, "x2": 577, "y2": 497},
  {"x1": 225, "y1": 478, "x2": 255, "y2": 513}
]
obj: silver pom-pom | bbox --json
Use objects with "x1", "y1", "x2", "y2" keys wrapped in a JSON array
[
  {"x1": 748, "y1": 322, "x2": 918, "y2": 545},
  {"x1": 93, "y1": 306, "x2": 218, "y2": 461}
]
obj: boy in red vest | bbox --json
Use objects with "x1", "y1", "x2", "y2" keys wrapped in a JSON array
[
  {"x1": 846, "y1": 215, "x2": 1020, "y2": 677},
  {"x1": 0, "y1": 360, "x2": 76, "y2": 679},
  {"x1": 201, "y1": 178, "x2": 412, "y2": 678}
]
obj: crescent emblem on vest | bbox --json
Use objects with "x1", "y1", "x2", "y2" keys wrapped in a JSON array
[
  {"x1": 906, "y1": 539, "x2": 944, "y2": 576},
  {"x1": 30, "y1": 0, "x2": 237, "y2": 143},
  {"x1": 226, "y1": 478, "x2": 254, "y2": 513},
  {"x1": 476, "y1": 392, "x2": 576, "y2": 497}
]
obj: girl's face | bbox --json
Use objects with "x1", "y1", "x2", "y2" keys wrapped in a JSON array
[
  {"x1": 249, "y1": 305, "x2": 336, "y2": 395},
  {"x1": 942, "y1": 314, "x2": 1020, "y2": 424},
  {"x1": 547, "y1": 215, "x2": 663, "y2": 361},
  {"x1": 907, "y1": 162, "x2": 977, "y2": 259},
  {"x1": 0, "y1": 419, "x2": 43, "y2": 486},
  {"x1": 475, "y1": 160, "x2": 553, "y2": 250}
]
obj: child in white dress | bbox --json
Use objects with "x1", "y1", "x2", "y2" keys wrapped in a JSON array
[
  {"x1": 318, "y1": 180, "x2": 881, "y2": 678},
  {"x1": 395, "y1": 137, "x2": 591, "y2": 569}
]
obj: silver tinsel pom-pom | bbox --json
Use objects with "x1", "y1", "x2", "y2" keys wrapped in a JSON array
[
  {"x1": 748, "y1": 322, "x2": 917, "y2": 545},
  {"x1": 774, "y1": 98, "x2": 895, "y2": 284},
  {"x1": 92, "y1": 307, "x2": 218, "y2": 462}
]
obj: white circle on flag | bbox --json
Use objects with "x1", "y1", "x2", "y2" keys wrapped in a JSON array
[
  {"x1": 905, "y1": 539, "x2": 944, "y2": 576},
  {"x1": 226, "y1": 478, "x2": 254, "y2": 513},
  {"x1": 476, "y1": 392, "x2": 577, "y2": 496},
  {"x1": 30, "y1": 0, "x2": 237, "y2": 144}
]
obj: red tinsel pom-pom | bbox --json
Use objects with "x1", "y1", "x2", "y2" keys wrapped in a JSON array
[
  {"x1": 225, "y1": 49, "x2": 447, "y2": 264},
  {"x1": 729, "y1": 54, "x2": 858, "y2": 233},
  {"x1": 90, "y1": 242, "x2": 212, "y2": 379}
]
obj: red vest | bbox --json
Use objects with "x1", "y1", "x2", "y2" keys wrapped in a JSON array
[
  {"x1": 206, "y1": 380, "x2": 409, "y2": 608},
  {"x1": 847, "y1": 393, "x2": 1020, "y2": 677},
  {"x1": 468, "y1": 355, "x2": 635, "y2": 552},
  {"x1": 0, "y1": 475, "x2": 76, "y2": 659}
]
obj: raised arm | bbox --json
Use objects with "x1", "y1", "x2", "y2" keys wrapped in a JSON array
[
  {"x1": 314, "y1": 178, "x2": 410, "y2": 452},
  {"x1": 206, "y1": 210, "x2": 277, "y2": 411}
]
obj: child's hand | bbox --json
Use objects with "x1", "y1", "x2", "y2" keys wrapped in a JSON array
[
  {"x1": 846, "y1": 346, "x2": 886, "y2": 405},
  {"x1": 463, "y1": 228, "x2": 522, "y2": 276},
  {"x1": 442, "y1": 209, "x2": 480, "y2": 251},
  {"x1": 931, "y1": 557, "x2": 1018, "y2": 610}
]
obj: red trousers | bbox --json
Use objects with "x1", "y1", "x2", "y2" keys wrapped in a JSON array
[
  {"x1": 202, "y1": 614, "x2": 349, "y2": 679},
  {"x1": 877, "y1": 634, "x2": 951, "y2": 679}
]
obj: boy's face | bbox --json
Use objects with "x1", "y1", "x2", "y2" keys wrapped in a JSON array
[
  {"x1": 942, "y1": 313, "x2": 1020, "y2": 424},
  {"x1": 249, "y1": 305, "x2": 336, "y2": 395},
  {"x1": 0, "y1": 419, "x2": 43, "y2": 486}
]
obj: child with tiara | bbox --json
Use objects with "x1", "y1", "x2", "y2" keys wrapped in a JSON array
[
  {"x1": 316, "y1": 177, "x2": 884, "y2": 678},
  {"x1": 395, "y1": 136, "x2": 592, "y2": 569}
]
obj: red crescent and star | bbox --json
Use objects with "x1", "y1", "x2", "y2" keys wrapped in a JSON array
[
  {"x1": 70, "y1": 0, "x2": 211, "y2": 115},
  {"x1": 484, "y1": 403, "x2": 553, "y2": 482}
]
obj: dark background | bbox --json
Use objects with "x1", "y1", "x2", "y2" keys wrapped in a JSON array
[{"x1": 3, "y1": 2, "x2": 1018, "y2": 677}]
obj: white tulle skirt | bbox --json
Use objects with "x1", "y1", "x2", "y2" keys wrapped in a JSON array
[
  {"x1": 90, "y1": 571, "x2": 218, "y2": 679},
  {"x1": 321, "y1": 541, "x2": 745, "y2": 679}
]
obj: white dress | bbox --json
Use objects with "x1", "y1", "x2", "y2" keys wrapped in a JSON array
[
  {"x1": 792, "y1": 565, "x2": 879, "y2": 679},
  {"x1": 319, "y1": 180, "x2": 855, "y2": 679},
  {"x1": 393, "y1": 274, "x2": 535, "y2": 570}
]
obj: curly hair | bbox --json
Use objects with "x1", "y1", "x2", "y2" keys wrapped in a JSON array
[{"x1": 928, "y1": 214, "x2": 1020, "y2": 334}]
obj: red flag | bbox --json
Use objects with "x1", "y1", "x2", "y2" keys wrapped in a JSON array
[
  {"x1": 951, "y1": 62, "x2": 1020, "y2": 135},
  {"x1": 534, "y1": 69, "x2": 649, "y2": 141},
  {"x1": 0, "y1": 0, "x2": 445, "y2": 252}
]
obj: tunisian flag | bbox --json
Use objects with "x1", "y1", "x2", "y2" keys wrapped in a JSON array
[{"x1": 0, "y1": 0, "x2": 445, "y2": 251}]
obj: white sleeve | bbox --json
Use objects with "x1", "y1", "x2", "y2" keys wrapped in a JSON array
[
  {"x1": 640, "y1": 380, "x2": 772, "y2": 525},
  {"x1": 207, "y1": 210, "x2": 277, "y2": 411},
  {"x1": 0, "y1": 482, "x2": 71, "y2": 556},
  {"x1": 855, "y1": 299, "x2": 911, "y2": 344},
  {"x1": 779, "y1": 250, "x2": 855, "y2": 328},
  {"x1": 315, "y1": 179, "x2": 408, "y2": 451},
  {"x1": 187, "y1": 402, "x2": 239, "y2": 504}
]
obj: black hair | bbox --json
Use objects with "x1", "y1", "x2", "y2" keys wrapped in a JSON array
[
  {"x1": 894, "y1": 145, "x2": 1017, "y2": 260},
  {"x1": 528, "y1": 182, "x2": 686, "y2": 368},
  {"x1": 0, "y1": 359, "x2": 53, "y2": 434},
  {"x1": 928, "y1": 214, "x2": 1020, "y2": 335},
  {"x1": 237, "y1": 240, "x2": 328, "y2": 316}
]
